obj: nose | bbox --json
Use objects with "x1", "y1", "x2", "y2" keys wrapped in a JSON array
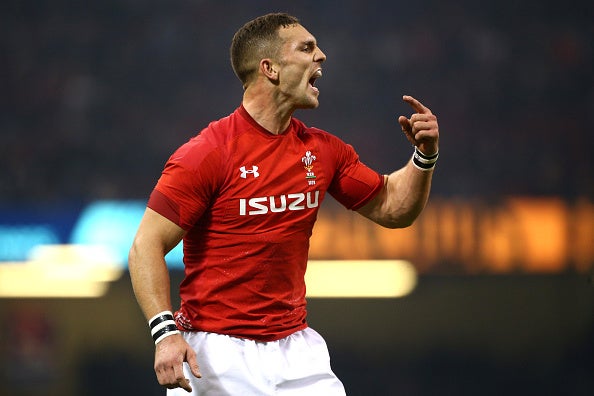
[{"x1": 315, "y1": 47, "x2": 327, "y2": 63}]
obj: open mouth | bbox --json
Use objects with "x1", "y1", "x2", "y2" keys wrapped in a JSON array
[{"x1": 309, "y1": 69, "x2": 323, "y2": 92}]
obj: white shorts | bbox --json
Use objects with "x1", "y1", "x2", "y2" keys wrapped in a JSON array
[{"x1": 167, "y1": 327, "x2": 346, "y2": 396}]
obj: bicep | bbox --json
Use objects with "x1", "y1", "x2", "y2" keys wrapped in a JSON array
[
  {"x1": 132, "y1": 207, "x2": 186, "y2": 256},
  {"x1": 356, "y1": 179, "x2": 390, "y2": 224},
  {"x1": 356, "y1": 168, "x2": 416, "y2": 228},
  {"x1": 357, "y1": 162, "x2": 431, "y2": 228}
]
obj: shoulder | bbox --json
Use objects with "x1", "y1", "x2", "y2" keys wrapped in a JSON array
[
  {"x1": 170, "y1": 109, "x2": 246, "y2": 167},
  {"x1": 293, "y1": 118, "x2": 357, "y2": 165},
  {"x1": 193, "y1": 109, "x2": 245, "y2": 148},
  {"x1": 292, "y1": 117, "x2": 346, "y2": 148}
]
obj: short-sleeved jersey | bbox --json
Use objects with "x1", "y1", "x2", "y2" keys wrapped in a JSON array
[{"x1": 148, "y1": 106, "x2": 383, "y2": 341}]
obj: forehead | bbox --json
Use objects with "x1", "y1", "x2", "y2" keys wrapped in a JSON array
[{"x1": 278, "y1": 24, "x2": 317, "y2": 47}]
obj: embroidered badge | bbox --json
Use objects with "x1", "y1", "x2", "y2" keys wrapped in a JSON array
[{"x1": 301, "y1": 151, "x2": 317, "y2": 186}]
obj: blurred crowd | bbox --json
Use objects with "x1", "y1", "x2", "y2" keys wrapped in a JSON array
[{"x1": 2, "y1": 0, "x2": 593, "y2": 204}]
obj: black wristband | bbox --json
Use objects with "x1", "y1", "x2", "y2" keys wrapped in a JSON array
[
  {"x1": 151, "y1": 324, "x2": 179, "y2": 343},
  {"x1": 149, "y1": 313, "x2": 174, "y2": 330},
  {"x1": 415, "y1": 147, "x2": 438, "y2": 161},
  {"x1": 412, "y1": 147, "x2": 438, "y2": 171},
  {"x1": 413, "y1": 155, "x2": 436, "y2": 169}
]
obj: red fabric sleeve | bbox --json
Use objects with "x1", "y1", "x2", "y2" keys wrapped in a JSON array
[
  {"x1": 328, "y1": 141, "x2": 384, "y2": 210},
  {"x1": 148, "y1": 139, "x2": 223, "y2": 230},
  {"x1": 147, "y1": 189, "x2": 181, "y2": 226}
]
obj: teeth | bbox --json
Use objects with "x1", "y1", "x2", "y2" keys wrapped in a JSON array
[{"x1": 312, "y1": 69, "x2": 323, "y2": 78}]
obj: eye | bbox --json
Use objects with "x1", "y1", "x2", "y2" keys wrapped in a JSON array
[{"x1": 301, "y1": 41, "x2": 316, "y2": 52}]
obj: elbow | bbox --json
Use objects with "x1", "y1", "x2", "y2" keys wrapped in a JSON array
[
  {"x1": 359, "y1": 189, "x2": 427, "y2": 229},
  {"x1": 395, "y1": 216, "x2": 417, "y2": 229},
  {"x1": 376, "y1": 212, "x2": 418, "y2": 229},
  {"x1": 383, "y1": 217, "x2": 416, "y2": 229},
  {"x1": 128, "y1": 234, "x2": 150, "y2": 270},
  {"x1": 381, "y1": 203, "x2": 425, "y2": 228},
  {"x1": 128, "y1": 239, "x2": 140, "y2": 270}
]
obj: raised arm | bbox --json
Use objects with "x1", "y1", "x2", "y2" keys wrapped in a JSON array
[
  {"x1": 128, "y1": 207, "x2": 201, "y2": 391},
  {"x1": 357, "y1": 95, "x2": 439, "y2": 228}
]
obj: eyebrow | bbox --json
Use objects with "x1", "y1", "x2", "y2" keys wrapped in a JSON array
[{"x1": 301, "y1": 39, "x2": 317, "y2": 48}]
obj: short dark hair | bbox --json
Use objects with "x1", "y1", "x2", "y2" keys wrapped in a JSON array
[{"x1": 230, "y1": 13, "x2": 300, "y2": 87}]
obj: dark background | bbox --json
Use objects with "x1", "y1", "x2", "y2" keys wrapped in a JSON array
[
  {"x1": 1, "y1": 0, "x2": 593, "y2": 395},
  {"x1": 3, "y1": 0, "x2": 593, "y2": 203}
]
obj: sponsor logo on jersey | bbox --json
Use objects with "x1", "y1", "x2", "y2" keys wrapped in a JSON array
[
  {"x1": 239, "y1": 165, "x2": 259, "y2": 179},
  {"x1": 239, "y1": 190, "x2": 320, "y2": 216},
  {"x1": 302, "y1": 151, "x2": 317, "y2": 186}
]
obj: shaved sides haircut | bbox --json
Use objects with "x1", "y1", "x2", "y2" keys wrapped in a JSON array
[{"x1": 230, "y1": 13, "x2": 300, "y2": 87}]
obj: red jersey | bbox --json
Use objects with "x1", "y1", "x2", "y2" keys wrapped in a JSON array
[{"x1": 148, "y1": 106, "x2": 383, "y2": 341}]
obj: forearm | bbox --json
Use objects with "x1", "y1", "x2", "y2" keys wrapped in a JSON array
[
  {"x1": 384, "y1": 158, "x2": 433, "y2": 227},
  {"x1": 129, "y1": 240, "x2": 174, "y2": 320}
]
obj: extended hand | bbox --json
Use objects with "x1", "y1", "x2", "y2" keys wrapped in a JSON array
[
  {"x1": 398, "y1": 95, "x2": 439, "y2": 156},
  {"x1": 154, "y1": 333, "x2": 202, "y2": 392}
]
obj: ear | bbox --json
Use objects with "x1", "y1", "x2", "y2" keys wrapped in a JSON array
[{"x1": 260, "y1": 59, "x2": 279, "y2": 81}]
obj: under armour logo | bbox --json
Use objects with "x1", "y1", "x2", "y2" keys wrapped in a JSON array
[{"x1": 239, "y1": 165, "x2": 259, "y2": 178}]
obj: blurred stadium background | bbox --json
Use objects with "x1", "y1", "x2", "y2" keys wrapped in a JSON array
[{"x1": 1, "y1": 0, "x2": 593, "y2": 395}]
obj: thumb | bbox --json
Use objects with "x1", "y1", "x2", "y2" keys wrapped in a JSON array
[
  {"x1": 398, "y1": 115, "x2": 416, "y2": 146},
  {"x1": 398, "y1": 115, "x2": 410, "y2": 131}
]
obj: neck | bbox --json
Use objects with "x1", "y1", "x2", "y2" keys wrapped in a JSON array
[{"x1": 242, "y1": 85, "x2": 294, "y2": 135}]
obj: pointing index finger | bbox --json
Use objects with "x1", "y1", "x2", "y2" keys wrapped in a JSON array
[{"x1": 403, "y1": 95, "x2": 432, "y2": 115}]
